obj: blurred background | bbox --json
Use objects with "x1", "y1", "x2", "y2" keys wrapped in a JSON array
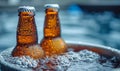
[{"x1": 0, "y1": 0, "x2": 120, "y2": 52}]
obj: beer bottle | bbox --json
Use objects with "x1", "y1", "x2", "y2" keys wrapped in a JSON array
[
  {"x1": 40, "y1": 4, "x2": 67, "y2": 57},
  {"x1": 12, "y1": 6, "x2": 44, "y2": 59}
]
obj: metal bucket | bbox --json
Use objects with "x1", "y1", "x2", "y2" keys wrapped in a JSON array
[{"x1": 0, "y1": 41, "x2": 120, "y2": 71}]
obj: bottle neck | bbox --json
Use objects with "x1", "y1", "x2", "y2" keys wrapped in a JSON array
[
  {"x1": 44, "y1": 8, "x2": 61, "y2": 38},
  {"x1": 18, "y1": 12, "x2": 35, "y2": 24},
  {"x1": 17, "y1": 12, "x2": 38, "y2": 45}
]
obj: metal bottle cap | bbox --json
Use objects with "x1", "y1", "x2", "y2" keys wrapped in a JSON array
[
  {"x1": 18, "y1": 6, "x2": 35, "y2": 12},
  {"x1": 44, "y1": 4, "x2": 60, "y2": 9}
]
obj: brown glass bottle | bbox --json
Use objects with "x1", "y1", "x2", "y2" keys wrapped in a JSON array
[
  {"x1": 40, "y1": 4, "x2": 67, "y2": 57},
  {"x1": 12, "y1": 6, "x2": 44, "y2": 59}
]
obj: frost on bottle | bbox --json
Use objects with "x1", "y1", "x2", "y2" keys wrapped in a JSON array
[
  {"x1": 40, "y1": 4, "x2": 67, "y2": 57},
  {"x1": 12, "y1": 6, "x2": 44, "y2": 59}
]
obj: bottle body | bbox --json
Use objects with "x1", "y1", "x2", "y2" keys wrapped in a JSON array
[
  {"x1": 12, "y1": 6, "x2": 44, "y2": 59},
  {"x1": 40, "y1": 4, "x2": 67, "y2": 57},
  {"x1": 40, "y1": 37, "x2": 66, "y2": 56}
]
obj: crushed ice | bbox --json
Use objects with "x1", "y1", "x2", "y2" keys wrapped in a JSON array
[
  {"x1": 34, "y1": 50, "x2": 115, "y2": 71},
  {"x1": 1, "y1": 51, "x2": 38, "y2": 68},
  {"x1": 1, "y1": 49, "x2": 117, "y2": 71}
]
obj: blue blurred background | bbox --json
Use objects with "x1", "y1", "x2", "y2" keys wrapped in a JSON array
[{"x1": 0, "y1": 0, "x2": 120, "y2": 52}]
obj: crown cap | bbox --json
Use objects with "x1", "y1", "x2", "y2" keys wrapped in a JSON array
[{"x1": 18, "y1": 6, "x2": 35, "y2": 12}]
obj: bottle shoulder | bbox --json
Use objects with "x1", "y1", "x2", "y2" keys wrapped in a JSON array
[{"x1": 40, "y1": 37, "x2": 66, "y2": 46}]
